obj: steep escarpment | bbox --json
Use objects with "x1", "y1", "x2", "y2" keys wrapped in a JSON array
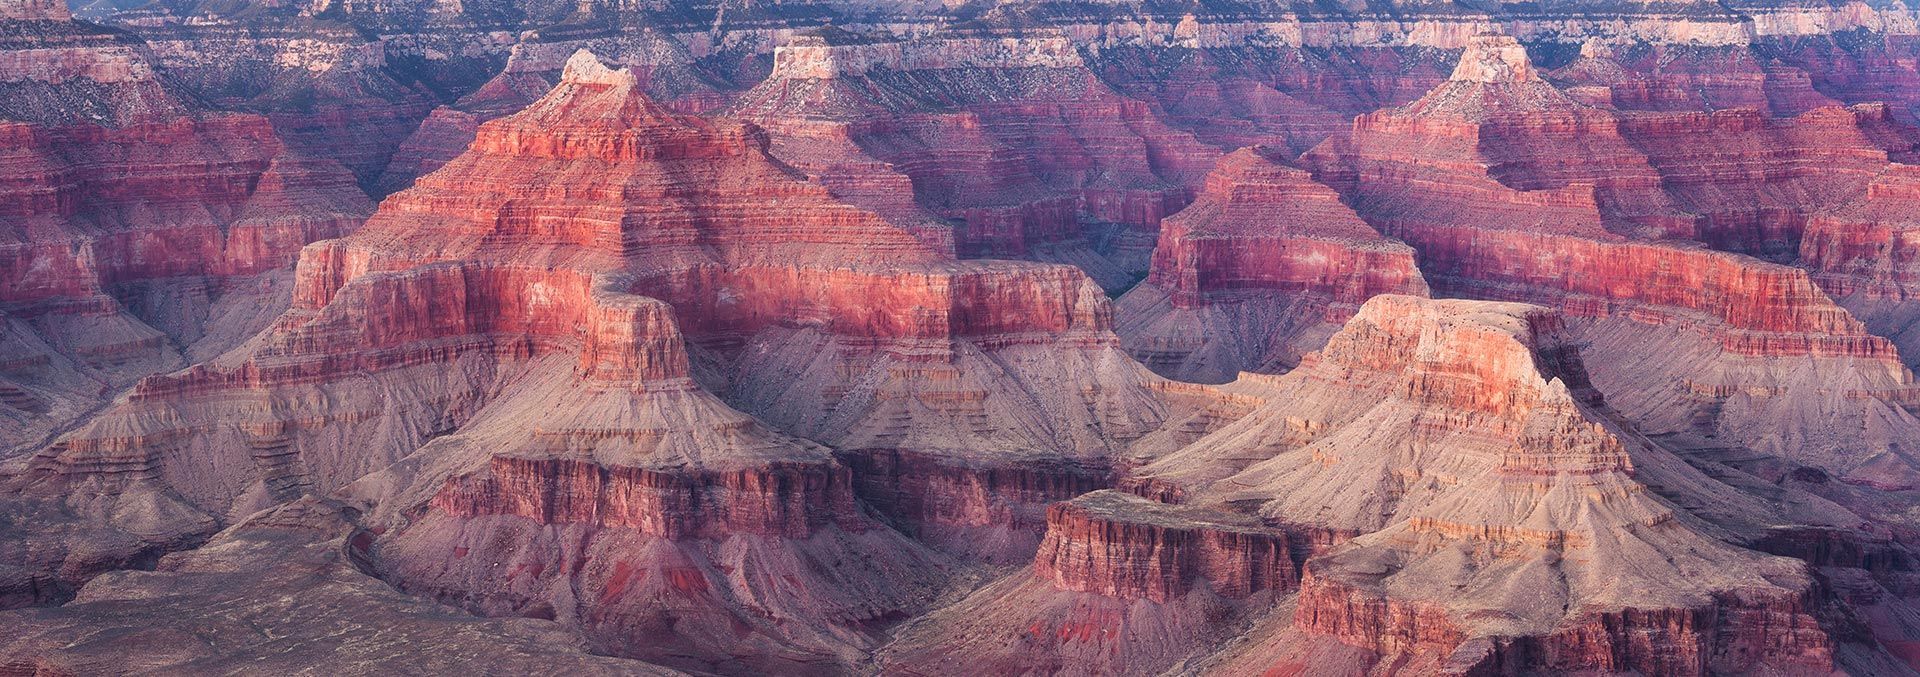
[
  {"x1": 1137, "y1": 295, "x2": 1850, "y2": 675},
  {"x1": 0, "y1": 52, "x2": 1184, "y2": 668},
  {"x1": 17, "y1": 4, "x2": 1920, "y2": 673},
  {"x1": 728, "y1": 30, "x2": 1219, "y2": 290},
  {"x1": 117, "y1": 18, "x2": 438, "y2": 190},
  {"x1": 1115, "y1": 147, "x2": 1427, "y2": 383},
  {"x1": 1304, "y1": 33, "x2": 1920, "y2": 490},
  {"x1": 1088, "y1": 40, "x2": 1452, "y2": 156},
  {"x1": 1545, "y1": 39, "x2": 1841, "y2": 115},
  {"x1": 358, "y1": 290, "x2": 954, "y2": 674},
  {"x1": 1614, "y1": 104, "x2": 1891, "y2": 257},
  {"x1": 1804, "y1": 165, "x2": 1920, "y2": 363},
  {"x1": 0, "y1": 15, "x2": 373, "y2": 469},
  {"x1": 879, "y1": 489, "x2": 1294, "y2": 674}
]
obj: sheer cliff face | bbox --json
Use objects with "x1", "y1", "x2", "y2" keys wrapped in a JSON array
[
  {"x1": 1115, "y1": 146, "x2": 1429, "y2": 383},
  {"x1": 0, "y1": 14, "x2": 374, "y2": 473},
  {"x1": 726, "y1": 32, "x2": 1220, "y2": 291},
  {"x1": 884, "y1": 295, "x2": 1856, "y2": 675},
  {"x1": 1128, "y1": 296, "x2": 1847, "y2": 675},
  {"x1": 0, "y1": 50, "x2": 1172, "y2": 670},
  {"x1": 16, "y1": 2, "x2": 1920, "y2": 674},
  {"x1": 1303, "y1": 33, "x2": 1920, "y2": 491}
]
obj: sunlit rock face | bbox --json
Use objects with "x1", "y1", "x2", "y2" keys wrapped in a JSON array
[
  {"x1": 1303, "y1": 33, "x2": 1920, "y2": 492},
  {"x1": 1116, "y1": 146, "x2": 1428, "y2": 383}
]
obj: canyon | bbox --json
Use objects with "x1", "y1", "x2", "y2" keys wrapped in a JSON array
[{"x1": 6, "y1": 0, "x2": 1920, "y2": 674}]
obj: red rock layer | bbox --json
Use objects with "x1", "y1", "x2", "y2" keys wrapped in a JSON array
[
  {"x1": 133, "y1": 265, "x2": 686, "y2": 400},
  {"x1": 373, "y1": 369, "x2": 951, "y2": 673},
  {"x1": 1143, "y1": 148, "x2": 1424, "y2": 310},
  {"x1": 0, "y1": 119, "x2": 366, "y2": 308},
  {"x1": 0, "y1": 20, "x2": 373, "y2": 474},
  {"x1": 371, "y1": 37, "x2": 738, "y2": 196},
  {"x1": 1033, "y1": 490, "x2": 1294, "y2": 603},
  {"x1": 1789, "y1": 165, "x2": 1920, "y2": 410},
  {"x1": 877, "y1": 491, "x2": 1294, "y2": 675},
  {"x1": 1116, "y1": 146, "x2": 1427, "y2": 382},
  {"x1": 430, "y1": 456, "x2": 866, "y2": 540},
  {"x1": 747, "y1": 117, "x2": 957, "y2": 254},
  {"x1": 125, "y1": 24, "x2": 438, "y2": 189},
  {"x1": 727, "y1": 31, "x2": 1219, "y2": 289},
  {"x1": 5, "y1": 53, "x2": 1179, "y2": 660},
  {"x1": 1545, "y1": 41, "x2": 1840, "y2": 115},
  {"x1": 1089, "y1": 44, "x2": 1450, "y2": 155},
  {"x1": 1759, "y1": 35, "x2": 1920, "y2": 127},
  {"x1": 1300, "y1": 37, "x2": 1920, "y2": 490},
  {"x1": 5, "y1": 63, "x2": 967, "y2": 661},
  {"x1": 1293, "y1": 570, "x2": 1836, "y2": 675},
  {"x1": 1303, "y1": 35, "x2": 1895, "y2": 362},
  {"x1": 304, "y1": 53, "x2": 1169, "y2": 569},
  {"x1": 371, "y1": 107, "x2": 480, "y2": 197},
  {"x1": 1804, "y1": 165, "x2": 1920, "y2": 303},
  {"x1": 838, "y1": 449, "x2": 1111, "y2": 564},
  {"x1": 1616, "y1": 104, "x2": 1890, "y2": 258},
  {"x1": 1131, "y1": 295, "x2": 1844, "y2": 675}
]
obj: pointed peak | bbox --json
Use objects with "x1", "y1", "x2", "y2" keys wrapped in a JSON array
[
  {"x1": 1450, "y1": 33, "x2": 1540, "y2": 84},
  {"x1": 509, "y1": 48, "x2": 677, "y2": 130},
  {"x1": 561, "y1": 49, "x2": 635, "y2": 88}
]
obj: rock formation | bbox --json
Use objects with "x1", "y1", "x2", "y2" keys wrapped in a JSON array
[
  {"x1": 880, "y1": 489, "x2": 1294, "y2": 674},
  {"x1": 1089, "y1": 42, "x2": 1451, "y2": 156},
  {"x1": 1305, "y1": 33, "x2": 1920, "y2": 491},
  {"x1": 0, "y1": 50, "x2": 1190, "y2": 671},
  {"x1": 357, "y1": 286, "x2": 955, "y2": 673},
  {"x1": 119, "y1": 17, "x2": 438, "y2": 190},
  {"x1": 1137, "y1": 295, "x2": 1855, "y2": 675},
  {"x1": 13, "y1": 1, "x2": 1920, "y2": 673},
  {"x1": 374, "y1": 34, "x2": 739, "y2": 195},
  {"x1": 1805, "y1": 165, "x2": 1920, "y2": 363},
  {"x1": 1115, "y1": 146, "x2": 1428, "y2": 383},
  {"x1": 0, "y1": 13, "x2": 372, "y2": 470},
  {"x1": 1544, "y1": 40, "x2": 1842, "y2": 115},
  {"x1": 727, "y1": 29, "x2": 1220, "y2": 290}
]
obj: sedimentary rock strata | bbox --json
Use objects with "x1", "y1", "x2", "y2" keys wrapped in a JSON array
[
  {"x1": 879, "y1": 489, "x2": 1293, "y2": 674},
  {"x1": 0, "y1": 12, "x2": 374, "y2": 467},
  {"x1": 11, "y1": 1, "x2": 1920, "y2": 673},
  {"x1": 1138, "y1": 295, "x2": 1852, "y2": 675},
  {"x1": 0, "y1": 49, "x2": 1180, "y2": 671},
  {"x1": 1115, "y1": 146, "x2": 1427, "y2": 383},
  {"x1": 728, "y1": 29, "x2": 1219, "y2": 290},
  {"x1": 1305, "y1": 32, "x2": 1920, "y2": 490}
]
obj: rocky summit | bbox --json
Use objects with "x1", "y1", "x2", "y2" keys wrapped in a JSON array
[{"x1": 9, "y1": 0, "x2": 1920, "y2": 674}]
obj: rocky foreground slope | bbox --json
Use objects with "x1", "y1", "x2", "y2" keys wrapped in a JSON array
[{"x1": 12, "y1": 0, "x2": 1920, "y2": 674}]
